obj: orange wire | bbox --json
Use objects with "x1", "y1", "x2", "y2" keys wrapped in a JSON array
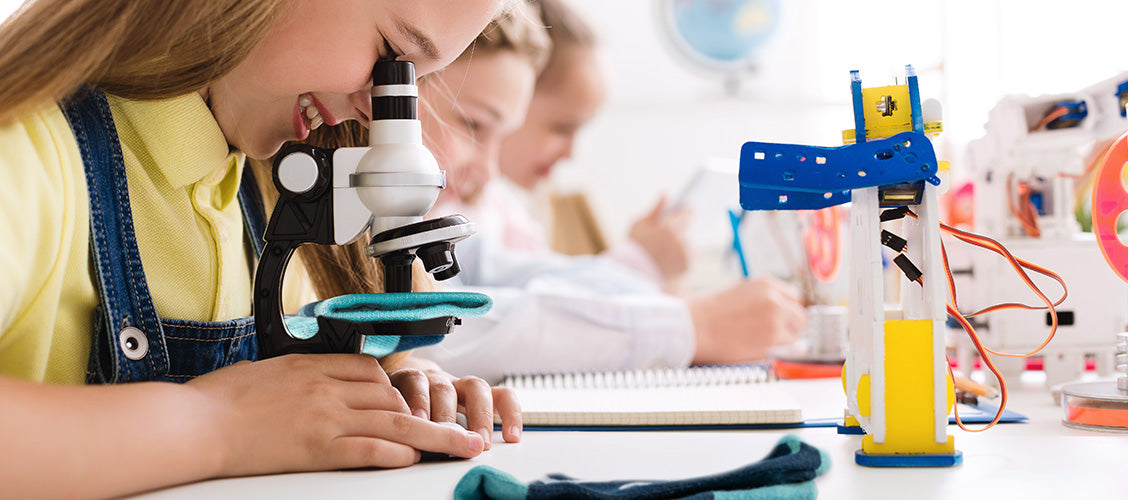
[
  {"x1": 900, "y1": 209, "x2": 1063, "y2": 430},
  {"x1": 940, "y1": 223, "x2": 1067, "y2": 312},
  {"x1": 1028, "y1": 106, "x2": 1070, "y2": 132},
  {"x1": 905, "y1": 209, "x2": 1066, "y2": 357},
  {"x1": 892, "y1": 209, "x2": 1066, "y2": 431},
  {"x1": 944, "y1": 227, "x2": 1063, "y2": 357},
  {"x1": 936, "y1": 244, "x2": 1010, "y2": 430},
  {"x1": 941, "y1": 242, "x2": 957, "y2": 307},
  {"x1": 1005, "y1": 173, "x2": 1041, "y2": 237},
  {"x1": 909, "y1": 271, "x2": 1010, "y2": 431},
  {"x1": 1021, "y1": 189, "x2": 1041, "y2": 233}
]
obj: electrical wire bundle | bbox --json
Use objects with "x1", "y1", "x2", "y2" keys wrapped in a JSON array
[{"x1": 880, "y1": 206, "x2": 1067, "y2": 431}]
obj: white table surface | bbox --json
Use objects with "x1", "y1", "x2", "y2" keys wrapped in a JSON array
[{"x1": 132, "y1": 372, "x2": 1128, "y2": 500}]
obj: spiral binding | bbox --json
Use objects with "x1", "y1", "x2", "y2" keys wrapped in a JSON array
[{"x1": 501, "y1": 364, "x2": 775, "y2": 391}]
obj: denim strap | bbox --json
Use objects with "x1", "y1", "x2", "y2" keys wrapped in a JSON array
[
  {"x1": 61, "y1": 89, "x2": 170, "y2": 381},
  {"x1": 238, "y1": 166, "x2": 268, "y2": 258}
]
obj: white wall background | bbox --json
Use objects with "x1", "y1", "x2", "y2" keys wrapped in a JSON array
[
  {"x1": 556, "y1": 0, "x2": 1128, "y2": 247},
  {"x1": 0, "y1": 0, "x2": 18, "y2": 19},
  {"x1": 5, "y1": 0, "x2": 1127, "y2": 290}
]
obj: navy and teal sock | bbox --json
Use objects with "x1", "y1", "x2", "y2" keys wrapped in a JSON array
[{"x1": 454, "y1": 435, "x2": 830, "y2": 500}]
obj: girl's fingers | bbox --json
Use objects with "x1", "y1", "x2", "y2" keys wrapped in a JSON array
[
  {"x1": 286, "y1": 353, "x2": 392, "y2": 384},
  {"x1": 452, "y1": 376, "x2": 494, "y2": 449},
  {"x1": 343, "y1": 411, "x2": 485, "y2": 459},
  {"x1": 492, "y1": 386, "x2": 523, "y2": 443},
  {"x1": 428, "y1": 377, "x2": 460, "y2": 425},
  {"x1": 323, "y1": 436, "x2": 421, "y2": 469},
  {"x1": 388, "y1": 369, "x2": 431, "y2": 419},
  {"x1": 339, "y1": 380, "x2": 412, "y2": 414}
]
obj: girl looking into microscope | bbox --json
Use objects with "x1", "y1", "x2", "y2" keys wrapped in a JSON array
[{"x1": 0, "y1": 1, "x2": 526, "y2": 498}]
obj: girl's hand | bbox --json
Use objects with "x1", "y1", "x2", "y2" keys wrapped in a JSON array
[
  {"x1": 688, "y1": 277, "x2": 808, "y2": 365},
  {"x1": 628, "y1": 196, "x2": 693, "y2": 284},
  {"x1": 186, "y1": 353, "x2": 488, "y2": 477},
  {"x1": 388, "y1": 356, "x2": 522, "y2": 449}
]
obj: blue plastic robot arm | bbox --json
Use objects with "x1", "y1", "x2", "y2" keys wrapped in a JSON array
[{"x1": 738, "y1": 130, "x2": 940, "y2": 211}]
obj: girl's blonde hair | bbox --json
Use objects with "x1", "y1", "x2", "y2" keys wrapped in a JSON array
[
  {"x1": 418, "y1": 0, "x2": 551, "y2": 172},
  {"x1": 0, "y1": 0, "x2": 417, "y2": 366},
  {"x1": 0, "y1": 0, "x2": 543, "y2": 369},
  {"x1": 534, "y1": 0, "x2": 596, "y2": 88},
  {"x1": 538, "y1": 0, "x2": 596, "y2": 50},
  {"x1": 0, "y1": 0, "x2": 288, "y2": 124},
  {"x1": 470, "y1": 0, "x2": 552, "y2": 74}
]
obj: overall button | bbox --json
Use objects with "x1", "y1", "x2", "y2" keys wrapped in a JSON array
[{"x1": 118, "y1": 327, "x2": 150, "y2": 360}]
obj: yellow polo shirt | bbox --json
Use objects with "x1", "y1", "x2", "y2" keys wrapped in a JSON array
[{"x1": 0, "y1": 93, "x2": 254, "y2": 384}]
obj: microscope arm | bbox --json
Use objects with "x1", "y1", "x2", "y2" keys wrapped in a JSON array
[
  {"x1": 253, "y1": 144, "x2": 463, "y2": 357},
  {"x1": 253, "y1": 60, "x2": 485, "y2": 359}
]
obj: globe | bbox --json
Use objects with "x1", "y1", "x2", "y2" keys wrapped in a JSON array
[{"x1": 658, "y1": 0, "x2": 779, "y2": 73}]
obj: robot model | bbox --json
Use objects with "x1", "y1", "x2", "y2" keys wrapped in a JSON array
[
  {"x1": 738, "y1": 65, "x2": 1066, "y2": 464},
  {"x1": 739, "y1": 65, "x2": 960, "y2": 466}
]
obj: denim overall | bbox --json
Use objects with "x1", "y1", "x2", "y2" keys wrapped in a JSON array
[{"x1": 62, "y1": 89, "x2": 266, "y2": 384}]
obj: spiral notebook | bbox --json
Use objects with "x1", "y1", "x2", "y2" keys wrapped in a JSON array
[{"x1": 498, "y1": 365, "x2": 803, "y2": 430}]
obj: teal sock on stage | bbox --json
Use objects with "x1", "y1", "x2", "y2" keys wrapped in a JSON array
[
  {"x1": 285, "y1": 292, "x2": 492, "y2": 357},
  {"x1": 454, "y1": 435, "x2": 829, "y2": 500}
]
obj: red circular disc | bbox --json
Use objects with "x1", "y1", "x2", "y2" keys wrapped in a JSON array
[
  {"x1": 1091, "y1": 132, "x2": 1128, "y2": 284},
  {"x1": 804, "y1": 206, "x2": 840, "y2": 283}
]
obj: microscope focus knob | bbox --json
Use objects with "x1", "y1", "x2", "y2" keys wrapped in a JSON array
[
  {"x1": 276, "y1": 152, "x2": 320, "y2": 194},
  {"x1": 417, "y1": 242, "x2": 460, "y2": 280}
]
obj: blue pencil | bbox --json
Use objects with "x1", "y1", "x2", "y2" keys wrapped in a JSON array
[{"x1": 728, "y1": 208, "x2": 751, "y2": 278}]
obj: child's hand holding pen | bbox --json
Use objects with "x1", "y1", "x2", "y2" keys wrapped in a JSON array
[{"x1": 687, "y1": 277, "x2": 808, "y2": 365}]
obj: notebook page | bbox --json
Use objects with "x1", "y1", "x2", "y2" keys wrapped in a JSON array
[{"x1": 500, "y1": 365, "x2": 803, "y2": 427}]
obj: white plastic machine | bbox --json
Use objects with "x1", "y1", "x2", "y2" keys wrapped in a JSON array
[{"x1": 958, "y1": 73, "x2": 1128, "y2": 387}]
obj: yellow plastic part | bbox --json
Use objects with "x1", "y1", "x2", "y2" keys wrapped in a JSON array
[
  {"x1": 946, "y1": 366, "x2": 955, "y2": 415},
  {"x1": 839, "y1": 83, "x2": 944, "y2": 144},
  {"x1": 841, "y1": 122, "x2": 943, "y2": 144},
  {"x1": 857, "y1": 373, "x2": 871, "y2": 417},
  {"x1": 862, "y1": 320, "x2": 955, "y2": 455},
  {"x1": 842, "y1": 363, "x2": 872, "y2": 417},
  {"x1": 865, "y1": 85, "x2": 913, "y2": 129}
]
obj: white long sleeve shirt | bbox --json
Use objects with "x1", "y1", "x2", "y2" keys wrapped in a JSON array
[{"x1": 415, "y1": 181, "x2": 695, "y2": 383}]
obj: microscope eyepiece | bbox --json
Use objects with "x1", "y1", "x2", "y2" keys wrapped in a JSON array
[
  {"x1": 372, "y1": 60, "x2": 415, "y2": 85},
  {"x1": 371, "y1": 60, "x2": 417, "y2": 121}
]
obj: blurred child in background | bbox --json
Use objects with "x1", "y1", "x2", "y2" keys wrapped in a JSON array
[{"x1": 417, "y1": 0, "x2": 807, "y2": 383}]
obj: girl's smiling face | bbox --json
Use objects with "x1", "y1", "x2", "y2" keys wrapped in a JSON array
[{"x1": 204, "y1": 0, "x2": 501, "y2": 159}]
